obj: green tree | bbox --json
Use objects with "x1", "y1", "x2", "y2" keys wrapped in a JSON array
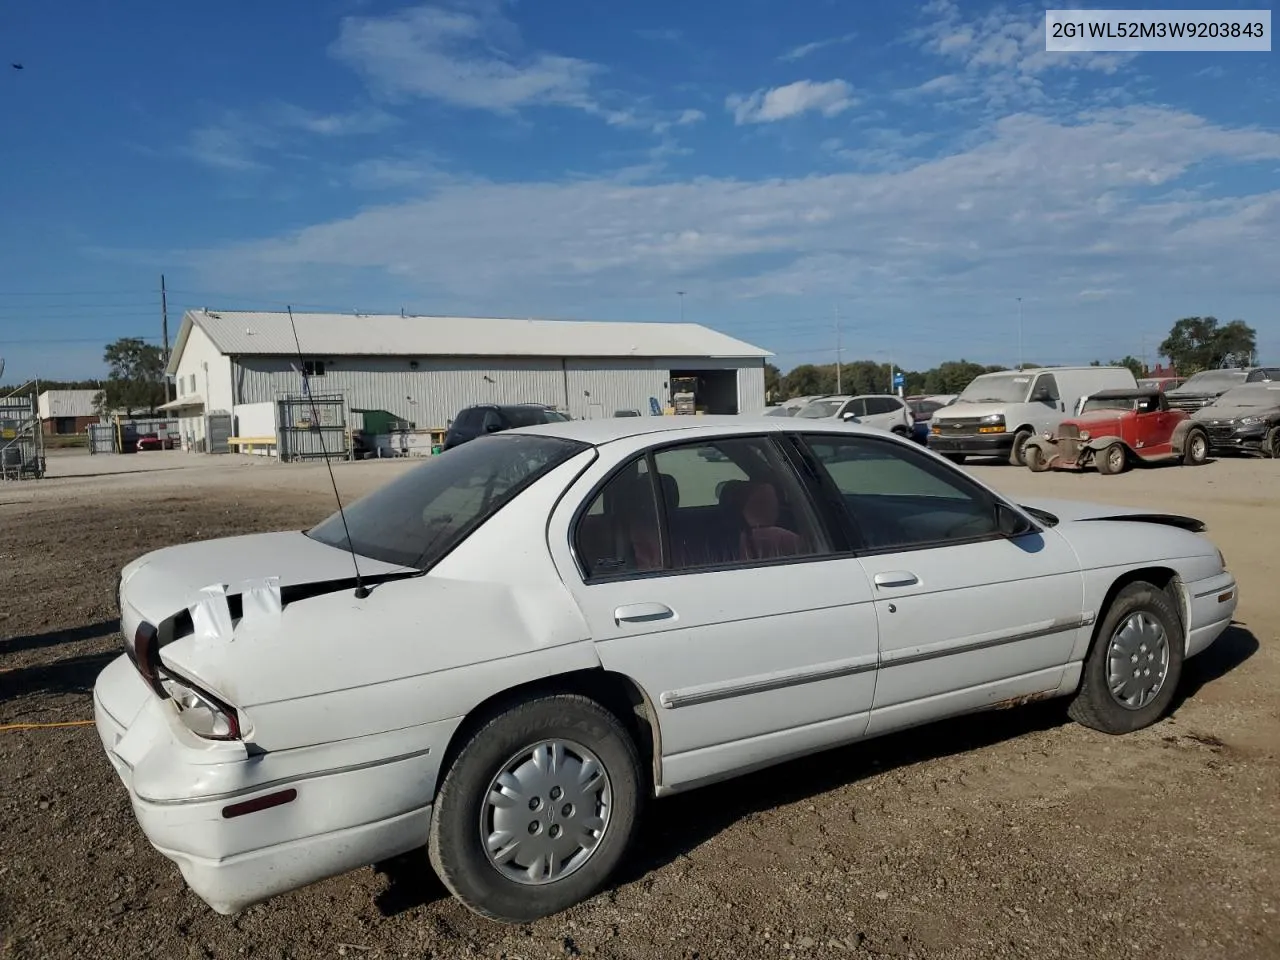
[
  {"x1": 764, "y1": 362, "x2": 783, "y2": 401},
  {"x1": 782, "y1": 363, "x2": 835, "y2": 397},
  {"x1": 923, "y1": 360, "x2": 996, "y2": 395},
  {"x1": 98, "y1": 338, "x2": 167, "y2": 415},
  {"x1": 1091, "y1": 356, "x2": 1146, "y2": 378},
  {"x1": 1159, "y1": 317, "x2": 1256, "y2": 375}
]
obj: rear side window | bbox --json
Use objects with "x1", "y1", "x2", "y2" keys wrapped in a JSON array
[
  {"x1": 863, "y1": 397, "x2": 900, "y2": 415},
  {"x1": 453, "y1": 408, "x2": 481, "y2": 432}
]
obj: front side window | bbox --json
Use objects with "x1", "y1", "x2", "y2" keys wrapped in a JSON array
[
  {"x1": 574, "y1": 436, "x2": 830, "y2": 580},
  {"x1": 863, "y1": 397, "x2": 898, "y2": 415},
  {"x1": 309, "y1": 433, "x2": 586, "y2": 569},
  {"x1": 480, "y1": 409, "x2": 504, "y2": 432},
  {"x1": 1033, "y1": 374, "x2": 1059, "y2": 401},
  {"x1": 802, "y1": 434, "x2": 1000, "y2": 552}
]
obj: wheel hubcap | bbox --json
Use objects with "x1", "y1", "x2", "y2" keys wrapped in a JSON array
[
  {"x1": 1108, "y1": 448, "x2": 1123, "y2": 470},
  {"x1": 1106, "y1": 612, "x2": 1170, "y2": 710},
  {"x1": 480, "y1": 739, "x2": 612, "y2": 885},
  {"x1": 1192, "y1": 435, "x2": 1206, "y2": 459}
]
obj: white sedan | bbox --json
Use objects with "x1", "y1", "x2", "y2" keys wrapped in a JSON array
[{"x1": 94, "y1": 416, "x2": 1238, "y2": 922}]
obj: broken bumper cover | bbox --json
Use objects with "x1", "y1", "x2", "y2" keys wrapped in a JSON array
[
  {"x1": 92, "y1": 654, "x2": 451, "y2": 914},
  {"x1": 1185, "y1": 571, "x2": 1238, "y2": 658}
]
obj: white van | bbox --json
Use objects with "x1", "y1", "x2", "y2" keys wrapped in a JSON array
[{"x1": 928, "y1": 365, "x2": 1138, "y2": 465}]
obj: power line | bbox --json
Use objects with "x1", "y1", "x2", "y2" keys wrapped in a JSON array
[{"x1": 0, "y1": 335, "x2": 160, "y2": 344}]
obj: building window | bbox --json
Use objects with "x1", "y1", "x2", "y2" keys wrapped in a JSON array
[{"x1": 303, "y1": 360, "x2": 326, "y2": 378}]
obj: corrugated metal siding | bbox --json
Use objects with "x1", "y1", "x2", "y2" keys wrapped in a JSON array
[
  {"x1": 232, "y1": 355, "x2": 767, "y2": 427},
  {"x1": 234, "y1": 356, "x2": 566, "y2": 429},
  {"x1": 737, "y1": 363, "x2": 766, "y2": 414}
]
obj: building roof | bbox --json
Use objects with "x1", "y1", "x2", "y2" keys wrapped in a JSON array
[
  {"x1": 37, "y1": 389, "x2": 99, "y2": 419},
  {"x1": 167, "y1": 309, "x2": 771, "y2": 374}
]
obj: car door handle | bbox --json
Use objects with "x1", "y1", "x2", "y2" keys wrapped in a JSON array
[
  {"x1": 614, "y1": 603, "x2": 675, "y2": 625},
  {"x1": 873, "y1": 571, "x2": 919, "y2": 588}
]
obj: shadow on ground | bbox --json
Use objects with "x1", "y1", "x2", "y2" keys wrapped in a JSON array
[{"x1": 1, "y1": 619, "x2": 119, "y2": 656}]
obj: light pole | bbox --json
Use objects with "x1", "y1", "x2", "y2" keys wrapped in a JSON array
[
  {"x1": 1016, "y1": 297, "x2": 1023, "y2": 371},
  {"x1": 676, "y1": 291, "x2": 685, "y2": 322}
]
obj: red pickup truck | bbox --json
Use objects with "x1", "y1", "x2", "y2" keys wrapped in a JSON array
[{"x1": 1023, "y1": 388, "x2": 1210, "y2": 475}]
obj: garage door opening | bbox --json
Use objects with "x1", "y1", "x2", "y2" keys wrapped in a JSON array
[{"x1": 668, "y1": 369, "x2": 739, "y2": 415}]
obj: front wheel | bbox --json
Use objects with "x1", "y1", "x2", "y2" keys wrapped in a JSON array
[
  {"x1": 1097, "y1": 443, "x2": 1129, "y2": 475},
  {"x1": 1025, "y1": 444, "x2": 1050, "y2": 472},
  {"x1": 1266, "y1": 425, "x2": 1280, "y2": 459},
  {"x1": 1008, "y1": 429, "x2": 1033, "y2": 467},
  {"x1": 1068, "y1": 581, "x2": 1184, "y2": 734},
  {"x1": 1182, "y1": 427, "x2": 1209, "y2": 465},
  {"x1": 428, "y1": 694, "x2": 643, "y2": 923}
]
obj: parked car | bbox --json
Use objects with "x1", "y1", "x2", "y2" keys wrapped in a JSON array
[
  {"x1": 794, "y1": 394, "x2": 913, "y2": 436},
  {"x1": 95, "y1": 416, "x2": 1237, "y2": 923},
  {"x1": 1165, "y1": 367, "x2": 1280, "y2": 414},
  {"x1": 906, "y1": 395, "x2": 957, "y2": 446},
  {"x1": 1137, "y1": 376, "x2": 1185, "y2": 392},
  {"x1": 1192, "y1": 383, "x2": 1280, "y2": 457},
  {"x1": 764, "y1": 395, "x2": 824, "y2": 417},
  {"x1": 135, "y1": 433, "x2": 176, "y2": 451},
  {"x1": 613, "y1": 409, "x2": 641, "y2": 417},
  {"x1": 1023, "y1": 388, "x2": 1209, "y2": 475},
  {"x1": 443, "y1": 403, "x2": 570, "y2": 450},
  {"x1": 929, "y1": 366, "x2": 1137, "y2": 466}
]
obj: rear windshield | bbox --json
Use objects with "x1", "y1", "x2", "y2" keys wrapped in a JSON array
[
  {"x1": 504, "y1": 406, "x2": 562, "y2": 427},
  {"x1": 307, "y1": 433, "x2": 587, "y2": 569}
]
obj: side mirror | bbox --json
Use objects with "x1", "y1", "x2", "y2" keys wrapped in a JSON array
[
  {"x1": 995, "y1": 501, "x2": 1032, "y2": 537},
  {"x1": 841, "y1": 412, "x2": 860, "y2": 422},
  {"x1": 484, "y1": 422, "x2": 502, "y2": 433}
]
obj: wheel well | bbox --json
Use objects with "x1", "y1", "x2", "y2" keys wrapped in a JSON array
[
  {"x1": 434, "y1": 669, "x2": 660, "y2": 800},
  {"x1": 1092, "y1": 566, "x2": 1186, "y2": 653}
]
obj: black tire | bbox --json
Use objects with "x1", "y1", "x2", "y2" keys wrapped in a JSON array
[
  {"x1": 428, "y1": 694, "x2": 643, "y2": 923},
  {"x1": 1025, "y1": 444, "x2": 1049, "y2": 473},
  {"x1": 1182, "y1": 427, "x2": 1209, "y2": 465},
  {"x1": 942, "y1": 453, "x2": 966, "y2": 464},
  {"x1": 1008, "y1": 429, "x2": 1033, "y2": 466},
  {"x1": 891, "y1": 425, "x2": 909, "y2": 438},
  {"x1": 1267, "y1": 425, "x2": 1280, "y2": 459},
  {"x1": 1096, "y1": 443, "x2": 1128, "y2": 475},
  {"x1": 1068, "y1": 581, "x2": 1184, "y2": 734}
]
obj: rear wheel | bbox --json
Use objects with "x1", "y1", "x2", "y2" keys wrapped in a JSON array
[
  {"x1": 1009, "y1": 429, "x2": 1033, "y2": 466},
  {"x1": 1097, "y1": 443, "x2": 1128, "y2": 475},
  {"x1": 1182, "y1": 427, "x2": 1209, "y2": 465},
  {"x1": 428, "y1": 694, "x2": 643, "y2": 923},
  {"x1": 1068, "y1": 582, "x2": 1184, "y2": 734}
]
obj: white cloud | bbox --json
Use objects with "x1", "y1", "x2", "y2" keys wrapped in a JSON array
[
  {"x1": 911, "y1": 0, "x2": 1136, "y2": 108},
  {"x1": 187, "y1": 106, "x2": 1280, "y2": 323},
  {"x1": 726, "y1": 80, "x2": 857, "y2": 124},
  {"x1": 331, "y1": 3, "x2": 601, "y2": 114},
  {"x1": 779, "y1": 32, "x2": 858, "y2": 62},
  {"x1": 675, "y1": 108, "x2": 705, "y2": 126},
  {"x1": 182, "y1": 103, "x2": 396, "y2": 172}
]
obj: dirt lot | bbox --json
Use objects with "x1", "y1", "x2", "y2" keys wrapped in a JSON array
[{"x1": 2, "y1": 448, "x2": 1277, "y2": 960}]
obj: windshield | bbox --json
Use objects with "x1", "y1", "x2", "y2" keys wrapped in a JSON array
[
  {"x1": 307, "y1": 433, "x2": 587, "y2": 569},
  {"x1": 957, "y1": 374, "x2": 1031, "y2": 404},
  {"x1": 796, "y1": 399, "x2": 845, "y2": 418},
  {"x1": 1081, "y1": 396, "x2": 1137, "y2": 414},
  {"x1": 765, "y1": 405, "x2": 796, "y2": 416},
  {"x1": 1174, "y1": 369, "x2": 1248, "y2": 392}
]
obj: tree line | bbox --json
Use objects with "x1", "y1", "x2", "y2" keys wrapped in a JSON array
[{"x1": 765, "y1": 316, "x2": 1259, "y2": 401}]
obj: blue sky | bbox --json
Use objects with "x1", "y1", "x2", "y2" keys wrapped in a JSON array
[{"x1": 1, "y1": 0, "x2": 1277, "y2": 381}]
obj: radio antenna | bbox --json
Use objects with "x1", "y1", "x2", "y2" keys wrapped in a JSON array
[{"x1": 287, "y1": 306, "x2": 369, "y2": 599}]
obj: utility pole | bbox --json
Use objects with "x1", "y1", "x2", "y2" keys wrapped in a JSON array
[
  {"x1": 161, "y1": 274, "x2": 172, "y2": 403},
  {"x1": 834, "y1": 303, "x2": 843, "y2": 394},
  {"x1": 676, "y1": 291, "x2": 685, "y2": 323},
  {"x1": 1016, "y1": 297, "x2": 1023, "y2": 371}
]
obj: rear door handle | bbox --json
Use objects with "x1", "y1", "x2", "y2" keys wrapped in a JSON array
[
  {"x1": 614, "y1": 603, "x2": 675, "y2": 625},
  {"x1": 873, "y1": 571, "x2": 919, "y2": 588}
]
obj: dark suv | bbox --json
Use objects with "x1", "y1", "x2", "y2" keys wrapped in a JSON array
[{"x1": 442, "y1": 403, "x2": 571, "y2": 450}]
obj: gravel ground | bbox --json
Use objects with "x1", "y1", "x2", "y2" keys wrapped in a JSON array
[{"x1": 1, "y1": 449, "x2": 1277, "y2": 960}]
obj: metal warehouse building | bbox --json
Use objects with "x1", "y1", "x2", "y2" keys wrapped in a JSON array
[{"x1": 160, "y1": 309, "x2": 771, "y2": 449}]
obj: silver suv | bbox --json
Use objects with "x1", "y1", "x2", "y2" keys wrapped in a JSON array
[{"x1": 795, "y1": 394, "x2": 913, "y2": 435}]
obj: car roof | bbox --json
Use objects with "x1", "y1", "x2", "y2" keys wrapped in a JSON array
[
  {"x1": 505, "y1": 414, "x2": 890, "y2": 446},
  {"x1": 1088, "y1": 388, "x2": 1162, "y2": 399}
]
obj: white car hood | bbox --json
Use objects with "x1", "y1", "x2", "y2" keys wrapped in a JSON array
[
  {"x1": 1016, "y1": 497, "x2": 1205, "y2": 532},
  {"x1": 121, "y1": 531, "x2": 414, "y2": 627}
]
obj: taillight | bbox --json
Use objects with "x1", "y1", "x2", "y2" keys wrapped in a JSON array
[
  {"x1": 159, "y1": 673, "x2": 242, "y2": 741},
  {"x1": 131, "y1": 622, "x2": 164, "y2": 696}
]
